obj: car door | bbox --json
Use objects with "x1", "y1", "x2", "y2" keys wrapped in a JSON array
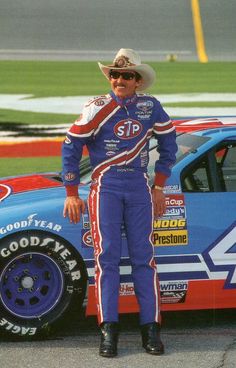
[{"x1": 180, "y1": 138, "x2": 236, "y2": 308}]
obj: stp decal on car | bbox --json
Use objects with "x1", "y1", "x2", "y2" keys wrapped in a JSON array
[
  {"x1": 81, "y1": 229, "x2": 93, "y2": 248},
  {"x1": 0, "y1": 184, "x2": 12, "y2": 202},
  {"x1": 152, "y1": 194, "x2": 188, "y2": 246}
]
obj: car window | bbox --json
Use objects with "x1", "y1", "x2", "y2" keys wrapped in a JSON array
[
  {"x1": 175, "y1": 134, "x2": 210, "y2": 163},
  {"x1": 182, "y1": 141, "x2": 236, "y2": 193},
  {"x1": 148, "y1": 133, "x2": 210, "y2": 184},
  {"x1": 182, "y1": 157, "x2": 211, "y2": 192},
  {"x1": 216, "y1": 143, "x2": 236, "y2": 191}
]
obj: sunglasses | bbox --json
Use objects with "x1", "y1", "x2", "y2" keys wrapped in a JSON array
[{"x1": 109, "y1": 70, "x2": 136, "y2": 80}]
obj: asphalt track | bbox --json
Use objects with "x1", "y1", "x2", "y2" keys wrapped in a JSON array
[
  {"x1": 0, "y1": 312, "x2": 236, "y2": 368},
  {"x1": 0, "y1": 0, "x2": 235, "y2": 61}
]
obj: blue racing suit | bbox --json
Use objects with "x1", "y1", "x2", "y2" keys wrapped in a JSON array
[{"x1": 62, "y1": 91, "x2": 177, "y2": 325}]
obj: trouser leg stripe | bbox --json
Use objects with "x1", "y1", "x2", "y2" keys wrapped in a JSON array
[
  {"x1": 144, "y1": 173, "x2": 160, "y2": 323},
  {"x1": 88, "y1": 175, "x2": 104, "y2": 324}
]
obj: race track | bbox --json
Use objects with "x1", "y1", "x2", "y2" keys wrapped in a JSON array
[{"x1": 0, "y1": 0, "x2": 235, "y2": 61}]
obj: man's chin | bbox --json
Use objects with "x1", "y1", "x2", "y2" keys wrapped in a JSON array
[{"x1": 114, "y1": 90, "x2": 130, "y2": 99}]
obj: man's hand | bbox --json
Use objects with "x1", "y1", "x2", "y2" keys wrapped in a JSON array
[
  {"x1": 151, "y1": 187, "x2": 166, "y2": 218},
  {"x1": 63, "y1": 196, "x2": 86, "y2": 224}
]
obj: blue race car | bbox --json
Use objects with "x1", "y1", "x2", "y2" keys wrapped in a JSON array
[{"x1": 0, "y1": 117, "x2": 236, "y2": 339}]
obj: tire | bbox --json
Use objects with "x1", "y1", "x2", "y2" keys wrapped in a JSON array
[{"x1": 0, "y1": 230, "x2": 88, "y2": 340}]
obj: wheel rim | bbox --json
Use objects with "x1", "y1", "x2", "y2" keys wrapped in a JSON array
[{"x1": 0, "y1": 252, "x2": 64, "y2": 319}]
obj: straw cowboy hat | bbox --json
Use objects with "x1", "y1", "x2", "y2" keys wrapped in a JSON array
[{"x1": 98, "y1": 48, "x2": 156, "y2": 91}]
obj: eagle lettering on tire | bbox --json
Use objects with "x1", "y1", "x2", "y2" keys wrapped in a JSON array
[{"x1": 0, "y1": 230, "x2": 87, "y2": 339}]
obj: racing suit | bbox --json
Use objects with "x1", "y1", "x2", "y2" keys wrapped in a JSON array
[{"x1": 62, "y1": 91, "x2": 177, "y2": 325}]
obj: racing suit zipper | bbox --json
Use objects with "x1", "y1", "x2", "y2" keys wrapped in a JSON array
[{"x1": 124, "y1": 105, "x2": 129, "y2": 116}]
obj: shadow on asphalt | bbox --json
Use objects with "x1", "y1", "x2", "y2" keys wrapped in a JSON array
[
  {"x1": 62, "y1": 308, "x2": 236, "y2": 337},
  {"x1": 0, "y1": 309, "x2": 235, "y2": 342}
]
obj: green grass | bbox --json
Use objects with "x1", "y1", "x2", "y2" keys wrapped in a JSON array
[
  {"x1": 1, "y1": 61, "x2": 236, "y2": 98},
  {"x1": 0, "y1": 157, "x2": 62, "y2": 178},
  {"x1": 0, "y1": 109, "x2": 77, "y2": 125}
]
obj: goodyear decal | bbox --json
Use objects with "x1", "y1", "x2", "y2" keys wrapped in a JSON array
[{"x1": 153, "y1": 194, "x2": 188, "y2": 246}]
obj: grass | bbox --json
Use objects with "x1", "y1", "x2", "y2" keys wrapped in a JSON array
[
  {"x1": 0, "y1": 109, "x2": 77, "y2": 125},
  {"x1": 1, "y1": 61, "x2": 236, "y2": 97},
  {"x1": 0, "y1": 157, "x2": 62, "y2": 178}
]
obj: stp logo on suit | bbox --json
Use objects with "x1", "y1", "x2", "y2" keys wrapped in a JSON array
[{"x1": 114, "y1": 119, "x2": 142, "y2": 139}]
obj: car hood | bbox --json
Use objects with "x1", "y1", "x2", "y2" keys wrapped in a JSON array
[{"x1": 0, "y1": 173, "x2": 89, "y2": 206}]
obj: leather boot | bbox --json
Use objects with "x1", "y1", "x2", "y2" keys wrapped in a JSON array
[
  {"x1": 99, "y1": 322, "x2": 119, "y2": 358},
  {"x1": 141, "y1": 322, "x2": 164, "y2": 355}
]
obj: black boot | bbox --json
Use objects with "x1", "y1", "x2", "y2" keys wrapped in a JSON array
[
  {"x1": 99, "y1": 322, "x2": 119, "y2": 358},
  {"x1": 141, "y1": 322, "x2": 164, "y2": 355}
]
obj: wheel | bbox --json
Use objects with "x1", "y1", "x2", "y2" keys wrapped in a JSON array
[{"x1": 0, "y1": 230, "x2": 87, "y2": 339}]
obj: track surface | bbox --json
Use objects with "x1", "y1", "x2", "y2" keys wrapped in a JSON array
[
  {"x1": 0, "y1": 311, "x2": 236, "y2": 368},
  {"x1": 0, "y1": 0, "x2": 235, "y2": 61}
]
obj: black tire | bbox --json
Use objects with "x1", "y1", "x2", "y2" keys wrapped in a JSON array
[{"x1": 0, "y1": 230, "x2": 88, "y2": 340}]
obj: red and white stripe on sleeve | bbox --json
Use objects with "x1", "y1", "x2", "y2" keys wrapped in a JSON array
[
  {"x1": 153, "y1": 120, "x2": 175, "y2": 135},
  {"x1": 68, "y1": 98, "x2": 120, "y2": 138}
]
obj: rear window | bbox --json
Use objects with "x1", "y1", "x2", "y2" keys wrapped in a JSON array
[
  {"x1": 175, "y1": 133, "x2": 210, "y2": 163},
  {"x1": 148, "y1": 133, "x2": 210, "y2": 182}
]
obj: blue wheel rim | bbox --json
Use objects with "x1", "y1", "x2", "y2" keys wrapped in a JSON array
[{"x1": 0, "y1": 252, "x2": 64, "y2": 319}]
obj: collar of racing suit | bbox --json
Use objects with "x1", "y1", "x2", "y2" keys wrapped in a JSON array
[{"x1": 110, "y1": 90, "x2": 138, "y2": 107}]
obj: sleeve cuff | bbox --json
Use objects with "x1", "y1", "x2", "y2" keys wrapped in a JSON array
[
  {"x1": 65, "y1": 185, "x2": 79, "y2": 196},
  {"x1": 154, "y1": 172, "x2": 168, "y2": 187}
]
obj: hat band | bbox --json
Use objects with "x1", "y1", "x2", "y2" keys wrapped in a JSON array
[{"x1": 113, "y1": 55, "x2": 136, "y2": 68}]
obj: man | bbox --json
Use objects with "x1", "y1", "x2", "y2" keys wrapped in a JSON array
[{"x1": 62, "y1": 48, "x2": 177, "y2": 357}]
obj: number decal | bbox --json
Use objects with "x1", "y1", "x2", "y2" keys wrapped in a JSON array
[{"x1": 203, "y1": 222, "x2": 236, "y2": 289}]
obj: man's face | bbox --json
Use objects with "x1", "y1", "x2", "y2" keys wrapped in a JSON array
[{"x1": 109, "y1": 70, "x2": 141, "y2": 99}]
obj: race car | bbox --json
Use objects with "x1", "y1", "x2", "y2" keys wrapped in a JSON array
[{"x1": 0, "y1": 117, "x2": 236, "y2": 339}]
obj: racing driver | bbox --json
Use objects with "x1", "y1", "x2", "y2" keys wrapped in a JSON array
[{"x1": 62, "y1": 48, "x2": 177, "y2": 357}]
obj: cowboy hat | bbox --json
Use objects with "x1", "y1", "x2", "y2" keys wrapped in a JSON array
[{"x1": 98, "y1": 48, "x2": 156, "y2": 91}]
